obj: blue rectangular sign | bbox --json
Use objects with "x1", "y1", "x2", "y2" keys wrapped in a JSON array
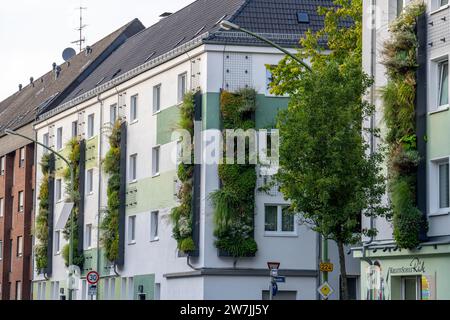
[{"x1": 274, "y1": 276, "x2": 286, "y2": 283}]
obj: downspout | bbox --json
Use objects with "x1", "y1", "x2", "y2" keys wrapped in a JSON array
[{"x1": 96, "y1": 94, "x2": 104, "y2": 291}]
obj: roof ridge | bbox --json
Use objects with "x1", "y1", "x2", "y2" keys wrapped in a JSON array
[{"x1": 227, "y1": 0, "x2": 252, "y2": 23}]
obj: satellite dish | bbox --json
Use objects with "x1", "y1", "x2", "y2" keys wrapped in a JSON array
[{"x1": 62, "y1": 47, "x2": 76, "y2": 62}]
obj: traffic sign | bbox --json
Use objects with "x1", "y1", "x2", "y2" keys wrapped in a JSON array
[
  {"x1": 318, "y1": 282, "x2": 334, "y2": 299},
  {"x1": 319, "y1": 262, "x2": 334, "y2": 272},
  {"x1": 270, "y1": 269, "x2": 278, "y2": 277},
  {"x1": 88, "y1": 284, "x2": 97, "y2": 296},
  {"x1": 86, "y1": 271, "x2": 100, "y2": 285},
  {"x1": 274, "y1": 276, "x2": 286, "y2": 283},
  {"x1": 267, "y1": 261, "x2": 280, "y2": 270}
]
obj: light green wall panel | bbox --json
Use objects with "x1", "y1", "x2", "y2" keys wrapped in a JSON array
[
  {"x1": 126, "y1": 170, "x2": 177, "y2": 214},
  {"x1": 83, "y1": 248, "x2": 113, "y2": 277},
  {"x1": 255, "y1": 95, "x2": 289, "y2": 129},
  {"x1": 54, "y1": 146, "x2": 71, "y2": 178},
  {"x1": 32, "y1": 282, "x2": 38, "y2": 300},
  {"x1": 133, "y1": 274, "x2": 155, "y2": 300},
  {"x1": 203, "y1": 93, "x2": 221, "y2": 130},
  {"x1": 85, "y1": 136, "x2": 99, "y2": 170},
  {"x1": 157, "y1": 105, "x2": 181, "y2": 145},
  {"x1": 428, "y1": 110, "x2": 450, "y2": 159}
]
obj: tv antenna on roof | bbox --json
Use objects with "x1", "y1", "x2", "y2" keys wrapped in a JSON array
[{"x1": 71, "y1": 6, "x2": 87, "y2": 52}]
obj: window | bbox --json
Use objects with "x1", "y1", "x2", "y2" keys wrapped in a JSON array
[
  {"x1": 43, "y1": 133, "x2": 49, "y2": 154},
  {"x1": 56, "y1": 127, "x2": 63, "y2": 150},
  {"x1": 0, "y1": 240, "x2": 3, "y2": 260},
  {"x1": 87, "y1": 114, "x2": 95, "y2": 138},
  {"x1": 56, "y1": 179, "x2": 62, "y2": 201},
  {"x1": 153, "y1": 85, "x2": 161, "y2": 113},
  {"x1": 152, "y1": 147, "x2": 160, "y2": 176},
  {"x1": 19, "y1": 147, "x2": 25, "y2": 167},
  {"x1": 150, "y1": 211, "x2": 159, "y2": 241},
  {"x1": 264, "y1": 205, "x2": 296, "y2": 234},
  {"x1": 439, "y1": 162, "x2": 449, "y2": 208},
  {"x1": 442, "y1": 0, "x2": 449, "y2": 7},
  {"x1": 86, "y1": 224, "x2": 92, "y2": 248},
  {"x1": 110, "y1": 104, "x2": 117, "y2": 124},
  {"x1": 18, "y1": 191, "x2": 24, "y2": 212},
  {"x1": 130, "y1": 95, "x2": 138, "y2": 122},
  {"x1": 15, "y1": 281, "x2": 22, "y2": 300},
  {"x1": 129, "y1": 154, "x2": 137, "y2": 182},
  {"x1": 340, "y1": 277, "x2": 358, "y2": 300},
  {"x1": 402, "y1": 277, "x2": 420, "y2": 300},
  {"x1": 0, "y1": 198, "x2": 4, "y2": 217},
  {"x1": 54, "y1": 230, "x2": 60, "y2": 254},
  {"x1": 438, "y1": 60, "x2": 449, "y2": 107},
  {"x1": 0, "y1": 156, "x2": 5, "y2": 175},
  {"x1": 178, "y1": 73, "x2": 187, "y2": 103},
  {"x1": 51, "y1": 281, "x2": 60, "y2": 300},
  {"x1": 72, "y1": 121, "x2": 78, "y2": 138},
  {"x1": 397, "y1": 0, "x2": 405, "y2": 16},
  {"x1": 17, "y1": 236, "x2": 23, "y2": 257},
  {"x1": 87, "y1": 169, "x2": 94, "y2": 194},
  {"x1": 128, "y1": 216, "x2": 136, "y2": 244}
]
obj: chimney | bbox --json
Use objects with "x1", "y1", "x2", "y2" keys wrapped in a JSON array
[
  {"x1": 52, "y1": 62, "x2": 57, "y2": 71},
  {"x1": 18, "y1": 84, "x2": 22, "y2": 91},
  {"x1": 30, "y1": 77, "x2": 34, "y2": 87},
  {"x1": 54, "y1": 66, "x2": 62, "y2": 80},
  {"x1": 85, "y1": 45, "x2": 92, "y2": 55}
]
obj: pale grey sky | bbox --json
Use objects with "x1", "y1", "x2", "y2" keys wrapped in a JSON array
[{"x1": 0, "y1": 0, "x2": 194, "y2": 101}]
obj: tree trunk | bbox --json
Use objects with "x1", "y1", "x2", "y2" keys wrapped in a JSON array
[{"x1": 337, "y1": 240, "x2": 349, "y2": 300}]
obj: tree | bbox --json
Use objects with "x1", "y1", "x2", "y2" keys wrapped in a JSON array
[{"x1": 269, "y1": 0, "x2": 390, "y2": 299}]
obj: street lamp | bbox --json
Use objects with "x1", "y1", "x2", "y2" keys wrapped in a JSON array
[
  {"x1": 4, "y1": 128, "x2": 76, "y2": 300},
  {"x1": 219, "y1": 20, "x2": 311, "y2": 72},
  {"x1": 220, "y1": 21, "x2": 331, "y2": 296}
]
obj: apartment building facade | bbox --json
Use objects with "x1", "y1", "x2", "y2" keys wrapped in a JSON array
[
  {"x1": 0, "y1": 20, "x2": 144, "y2": 300},
  {"x1": 31, "y1": 0, "x2": 360, "y2": 300},
  {"x1": 355, "y1": 0, "x2": 450, "y2": 300}
]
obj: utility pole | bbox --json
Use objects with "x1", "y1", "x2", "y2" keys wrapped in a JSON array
[{"x1": 71, "y1": 6, "x2": 87, "y2": 52}]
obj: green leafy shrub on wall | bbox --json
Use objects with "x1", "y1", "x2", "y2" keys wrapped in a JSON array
[
  {"x1": 101, "y1": 120, "x2": 122, "y2": 262},
  {"x1": 210, "y1": 88, "x2": 258, "y2": 257},
  {"x1": 35, "y1": 153, "x2": 53, "y2": 272},
  {"x1": 170, "y1": 92, "x2": 196, "y2": 253},
  {"x1": 381, "y1": 1, "x2": 427, "y2": 249},
  {"x1": 62, "y1": 138, "x2": 85, "y2": 268}
]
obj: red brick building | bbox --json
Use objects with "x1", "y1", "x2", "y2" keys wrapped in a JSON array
[{"x1": 0, "y1": 19, "x2": 144, "y2": 299}]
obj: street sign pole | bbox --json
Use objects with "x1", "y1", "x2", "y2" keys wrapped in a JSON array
[{"x1": 267, "y1": 262, "x2": 280, "y2": 300}]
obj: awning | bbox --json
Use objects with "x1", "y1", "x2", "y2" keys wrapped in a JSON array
[{"x1": 55, "y1": 202, "x2": 74, "y2": 230}]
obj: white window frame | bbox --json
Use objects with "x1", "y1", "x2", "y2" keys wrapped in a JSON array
[
  {"x1": 0, "y1": 156, "x2": 5, "y2": 175},
  {"x1": 56, "y1": 127, "x2": 63, "y2": 150},
  {"x1": 150, "y1": 211, "x2": 159, "y2": 242},
  {"x1": 153, "y1": 84, "x2": 161, "y2": 114},
  {"x1": 264, "y1": 204, "x2": 297, "y2": 237},
  {"x1": 152, "y1": 146, "x2": 160, "y2": 177},
  {"x1": 86, "y1": 224, "x2": 92, "y2": 249},
  {"x1": 0, "y1": 197, "x2": 4, "y2": 218},
  {"x1": 429, "y1": 157, "x2": 450, "y2": 216},
  {"x1": 438, "y1": 59, "x2": 449, "y2": 108},
  {"x1": 178, "y1": 73, "x2": 187, "y2": 103},
  {"x1": 87, "y1": 169, "x2": 94, "y2": 195},
  {"x1": 18, "y1": 191, "x2": 24, "y2": 212},
  {"x1": 87, "y1": 113, "x2": 95, "y2": 138},
  {"x1": 130, "y1": 95, "x2": 138, "y2": 122},
  {"x1": 72, "y1": 121, "x2": 78, "y2": 138},
  {"x1": 54, "y1": 230, "x2": 61, "y2": 255},
  {"x1": 401, "y1": 276, "x2": 421, "y2": 300},
  {"x1": 43, "y1": 133, "x2": 49, "y2": 154},
  {"x1": 56, "y1": 179, "x2": 62, "y2": 202},
  {"x1": 110, "y1": 104, "x2": 117, "y2": 125},
  {"x1": 128, "y1": 215, "x2": 136, "y2": 244},
  {"x1": 129, "y1": 154, "x2": 137, "y2": 182},
  {"x1": 17, "y1": 235, "x2": 23, "y2": 257},
  {"x1": 19, "y1": 147, "x2": 25, "y2": 167}
]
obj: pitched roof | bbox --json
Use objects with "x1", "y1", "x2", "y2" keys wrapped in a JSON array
[
  {"x1": 0, "y1": 18, "x2": 144, "y2": 134},
  {"x1": 40, "y1": 0, "x2": 343, "y2": 120}
]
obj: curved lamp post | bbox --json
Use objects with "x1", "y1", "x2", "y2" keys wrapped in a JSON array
[{"x1": 5, "y1": 129, "x2": 76, "y2": 300}]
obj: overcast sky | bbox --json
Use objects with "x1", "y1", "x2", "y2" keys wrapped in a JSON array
[{"x1": 0, "y1": 0, "x2": 194, "y2": 101}]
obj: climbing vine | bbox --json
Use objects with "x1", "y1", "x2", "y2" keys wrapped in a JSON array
[
  {"x1": 35, "y1": 153, "x2": 53, "y2": 272},
  {"x1": 381, "y1": 1, "x2": 427, "y2": 249},
  {"x1": 170, "y1": 92, "x2": 196, "y2": 253},
  {"x1": 210, "y1": 88, "x2": 258, "y2": 257},
  {"x1": 62, "y1": 138, "x2": 85, "y2": 268},
  {"x1": 101, "y1": 119, "x2": 122, "y2": 262}
]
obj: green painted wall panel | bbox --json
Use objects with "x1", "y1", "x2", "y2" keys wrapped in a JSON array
[
  {"x1": 255, "y1": 95, "x2": 289, "y2": 129},
  {"x1": 133, "y1": 274, "x2": 155, "y2": 300},
  {"x1": 203, "y1": 93, "x2": 221, "y2": 130},
  {"x1": 126, "y1": 170, "x2": 177, "y2": 214},
  {"x1": 157, "y1": 105, "x2": 181, "y2": 145}
]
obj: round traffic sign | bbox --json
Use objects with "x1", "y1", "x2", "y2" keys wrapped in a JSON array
[{"x1": 86, "y1": 271, "x2": 100, "y2": 285}]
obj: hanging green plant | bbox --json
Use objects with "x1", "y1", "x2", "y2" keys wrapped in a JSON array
[
  {"x1": 211, "y1": 88, "x2": 258, "y2": 257},
  {"x1": 62, "y1": 138, "x2": 85, "y2": 268},
  {"x1": 101, "y1": 119, "x2": 122, "y2": 262},
  {"x1": 35, "y1": 153, "x2": 53, "y2": 272},
  {"x1": 170, "y1": 92, "x2": 196, "y2": 253},
  {"x1": 381, "y1": 1, "x2": 427, "y2": 249}
]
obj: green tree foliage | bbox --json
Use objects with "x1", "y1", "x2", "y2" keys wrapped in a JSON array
[
  {"x1": 101, "y1": 120, "x2": 122, "y2": 262},
  {"x1": 381, "y1": 1, "x2": 427, "y2": 249},
  {"x1": 170, "y1": 92, "x2": 196, "y2": 253},
  {"x1": 210, "y1": 89, "x2": 258, "y2": 258},
  {"x1": 269, "y1": 0, "x2": 389, "y2": 299},
  {"x1": 62, "y1": 138, "x2": 85, "y2": 268},
  {"x1": 35, "y1": 153, "x2": 53, "y2": 272}
]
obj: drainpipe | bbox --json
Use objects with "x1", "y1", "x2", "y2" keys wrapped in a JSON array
[{"x1": 96, "y1": 94, "x2": 104, "y2": 299}]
